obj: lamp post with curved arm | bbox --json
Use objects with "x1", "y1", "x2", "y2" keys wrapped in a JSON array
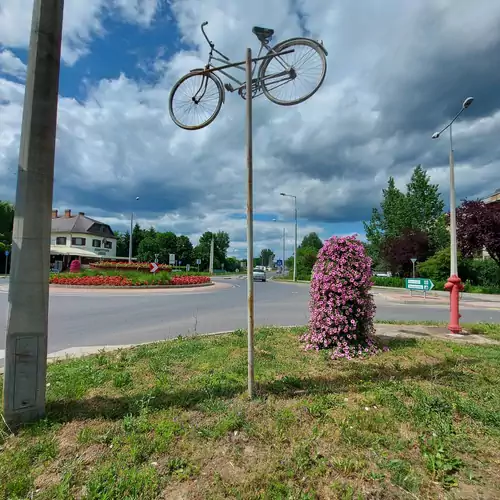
[{"x1": 431, "y1": 96, "x2": 474, "y2": 334}]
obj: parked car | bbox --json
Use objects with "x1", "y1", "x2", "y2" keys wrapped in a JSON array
[{"x1": 253, "y1": 268, "x2": 267, "y2": 282}]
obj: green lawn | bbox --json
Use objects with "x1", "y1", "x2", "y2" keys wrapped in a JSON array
[{"x1": 1, "y1": 324, "x2": 500, "y2": 499}]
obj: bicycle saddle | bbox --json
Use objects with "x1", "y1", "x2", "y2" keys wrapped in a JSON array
[{"x1": 252, "y1": 26, "x2": 274, "y2": 39}]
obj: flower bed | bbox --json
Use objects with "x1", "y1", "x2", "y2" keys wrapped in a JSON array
[
  {"x1": 50, "y1": 274, "x2": 211, "y2": 287},
  {"x1": 90, "y1": 262, "x2": 172, "y2": 272}
]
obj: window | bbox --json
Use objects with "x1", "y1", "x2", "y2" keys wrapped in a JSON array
[
  {"x1": 92, "y1": 239, "x2": 101, "y2": 247},
  {"x1": 104, "y1": 240, "x2": 112, "y2": 249},
  {"x1": 55, "y1": 236, "x2": 66, "y2": 245},
  {"x1": 71, "y1": 237, "x2": 86, "y2": 246}
]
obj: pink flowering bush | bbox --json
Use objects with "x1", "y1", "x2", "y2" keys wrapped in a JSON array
[{"x1": 302, "y1": 235, "x2": 381, "y2": 359}]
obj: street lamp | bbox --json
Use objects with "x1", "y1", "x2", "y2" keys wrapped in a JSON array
[
  {"x1": 431, "y1": 96, "x2": 474, "y2": 334},
  {"x1": 272, "y1": 218, "x2": 286, "y2": 273},
  {"x1": 280, "y1": 192, "x2": 298, "y2": 282},
  {"x1": 128, "y1": 196, "x2": 140, "y2": 263}
]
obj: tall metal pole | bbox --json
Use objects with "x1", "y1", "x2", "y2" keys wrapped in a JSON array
[
  {"x1": 128, "y1": 212, "x2": 134, "y2": 263},
  {"x1": 293, "y1": 197, "x2": 298, "y2": 282},
  {"x1": 209, "y1": 236, "x2": 214, "y2": 274},
  {"x1": 3, "y1": 0, "x2": 64, "y2": 427},
  {"x1": 449, "y1": 125, "x2": 458, "y2": 277},
  {"x1": 432, "y1": 97, "x2": 473, "y2": 334},
  {"x1": 245, "y1": 48, "x2": 255, "y2": 398},
  {"x1": 282, "y1": 227, "x2": 286, "y2": 273}
]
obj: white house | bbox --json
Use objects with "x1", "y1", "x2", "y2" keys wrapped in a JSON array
[{"x1": 50, "y1": 209, "x2": 117, "y2": 269}]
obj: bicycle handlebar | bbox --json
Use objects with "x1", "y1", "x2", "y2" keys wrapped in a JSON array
[
  {"x1": 200, "y1": 21, "x2": 230, "y2": 61},
  {"x1": 200, "y1": 21, "x2": 213, "y2": 47}
]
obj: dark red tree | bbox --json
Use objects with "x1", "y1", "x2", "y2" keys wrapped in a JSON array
[
  {"x1": 380, "y1": 228, "x2": 430, "y2": 276},
  {"x1": 456, "y1": 200, "x2": 500, "y2": 265}
]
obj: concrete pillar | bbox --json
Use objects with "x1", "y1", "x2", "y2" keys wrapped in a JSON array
[{"x1": 3, "y1": 0, "x2": 64, "y2": 427}]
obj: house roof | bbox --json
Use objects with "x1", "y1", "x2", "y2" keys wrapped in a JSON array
[{"x1": 51, "y1": 213, "x2": 116, "y2": 238}]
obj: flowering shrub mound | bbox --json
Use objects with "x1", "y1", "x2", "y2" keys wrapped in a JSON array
[
  {"x1": 69, "y1": 259, "x2": 81, "y2": 273},
  {"x1": 302, "y1": 235, "x2": 381, "y2": 359},
  {"x1": 49, "y1": 274, "x2": 211, "y2": 287},
  {"x1": 170, "y1": 276, "x2": 210, "y2": 286},
  {"x1": 90, "y1": 262, "x2": 172, "y2": 272}
]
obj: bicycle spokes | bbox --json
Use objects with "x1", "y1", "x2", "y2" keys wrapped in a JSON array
[
  {"x1": 169, "y1": 72, "x2": 223, "y2": 130},
  {"x1": 261, "y1": 39, "x2": 326, "y2": 105}
]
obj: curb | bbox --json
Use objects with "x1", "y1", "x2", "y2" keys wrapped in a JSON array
[{"x1": 49, "y1": 282, "x2": 214, "y2": 290}]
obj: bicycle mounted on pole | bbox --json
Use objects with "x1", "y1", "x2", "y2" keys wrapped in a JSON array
[{"x1": 168, "y1": 22, "x2": 328, "y2": 130}]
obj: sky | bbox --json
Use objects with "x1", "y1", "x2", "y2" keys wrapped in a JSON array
[{"x1": 1, "y1": 0, "x2": 500, "y2": 261}]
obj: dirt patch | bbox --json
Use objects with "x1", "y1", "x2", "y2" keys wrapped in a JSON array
[
  {"x1": 57, "y1": 421, "x2": 87, "y2": 457},
  {"x1": 34, "y1": 471, "x2": 61, "y2": 490}
]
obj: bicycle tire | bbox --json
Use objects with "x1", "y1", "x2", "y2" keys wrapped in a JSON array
[
  {"x1": 169, "y1": 71, "x2": 224, "y2": 130},
  {"x1": 259, "y1": 37, "x2": 327, "y2": 106}
]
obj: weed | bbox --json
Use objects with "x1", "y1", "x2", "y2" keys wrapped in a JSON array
[
  {"x1": 420, "y1": 434, "x2": 463, "y2": 488},
  {"x1": 112, "y1": 370, "x2": 133, "y2": 388}
]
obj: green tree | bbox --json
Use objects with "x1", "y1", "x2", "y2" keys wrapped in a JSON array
[
  {"x1": 157, "y1": 232, "x2": 177, "y2": 263},
  {"x1": 0, "y1": 201, "x2": 14, "y2": 247},
  {"x1": 364, "y1": 166, "x2": 445, "y2": 264},
  {"x1": 300, "y1": 232, "x2": 323, "y2": 251},
  {"x1": 137, "y1": 235, "x2": 160, "y2": 263},
  {"x1": 132, "y1": 223, "x2": 145, "y2": 258},
  {"x1": 260, "y1": 248, "x2": 275, "y2": 267},
  {"x1": 224, "y1": 256, "x2": 240, "y2": 272},
  {"x1": 115, "y1": 231, "x2": 129, "y2": 258},
  {"x1": 405, "y1": 165, "x2": 445, "y2": 233},
  {"x1": 176, "y1": 235, "x2": 193, "y2": 265},
  {"x1": 196, "y1": 231, "x2": 231, "y2": 270}
]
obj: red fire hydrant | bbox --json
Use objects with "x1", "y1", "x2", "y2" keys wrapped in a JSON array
[{"x1": 444, "y1": 275, "x2": 464, "y2": 334}]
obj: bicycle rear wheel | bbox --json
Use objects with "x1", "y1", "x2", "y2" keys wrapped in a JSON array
[
  {"x1": 259, "y1": 38, "x2": 327, "y2": 106},
  {"x1": 169, "y1": 71, "x2": 224, "y2": 130}
]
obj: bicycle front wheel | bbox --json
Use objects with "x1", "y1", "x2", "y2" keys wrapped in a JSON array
[
  {"x1": 260, "y1": 38, "x2": 327, "y2": 106},
  {"x1": 169, "y1": 71, "x2": 224, "y2": 130}
]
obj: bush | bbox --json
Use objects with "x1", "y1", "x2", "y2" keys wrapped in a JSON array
[
  {"x1": 302, "y1": 235, "x2": 380, "y2": 359},
  {"x1": 90, "y1": 261, "x2": 172, "y2": 273},
  {"x1": 49, "y1": 270, "x2": 211, "y2": 287}
]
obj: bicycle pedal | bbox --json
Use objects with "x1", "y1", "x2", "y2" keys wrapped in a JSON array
[{"x1": 224, "y1": 83, "x2": 235, "y2": 92}]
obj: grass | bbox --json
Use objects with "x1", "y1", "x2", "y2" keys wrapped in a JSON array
[{"x1": 1, "y1": 325, "x2": 500, "y2": 499}]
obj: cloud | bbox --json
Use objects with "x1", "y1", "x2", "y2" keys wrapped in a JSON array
[
  {"x1": 1, "y1": 0, "x2": 499, "y2": 254},
  {"x1": 0, "y1": 50, "x2": 26, "y2": 80},
  {"x1": 0, "y1": 0, "x2": 162, "y2": 65}
]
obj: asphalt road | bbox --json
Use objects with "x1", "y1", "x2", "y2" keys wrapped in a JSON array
[{"x1": 1, "y1": 278, "x2": 500, "y2": 357}]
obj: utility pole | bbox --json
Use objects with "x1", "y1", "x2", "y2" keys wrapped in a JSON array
[
  {"x1": 245, "y1": 48, "x2": 255, "y2": 398},
  {"x1": 209, "y1": 236, "x2": 214, "y2": 274},
  {"x1": 3, "y1": 0, "x2": 64, "y2": 427},
  {"x1": 282, "y1": 228, "x2": 286, "y2": 273},
  {"x1": 128, "y1": 196, "x2": 139, "y2": 263}
]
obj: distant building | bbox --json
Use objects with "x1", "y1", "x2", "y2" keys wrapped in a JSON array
[
  {"x1": 483, "y1": 188, "x2": 500, "y2": 207},
  {"x1": 50, "y1": 209, "x2": 118, "y2": 270}
]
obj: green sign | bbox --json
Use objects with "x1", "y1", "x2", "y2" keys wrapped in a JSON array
[{"x1": 405, "y1": 278, "x2": 434, "y2": 292}]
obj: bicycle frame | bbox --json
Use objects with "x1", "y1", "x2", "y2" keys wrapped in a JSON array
[{"x1": 192, "y1": 23, "x2": 295, "y2": 97}]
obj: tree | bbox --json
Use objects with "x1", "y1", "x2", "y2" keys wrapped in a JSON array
[
  {"x1": 176, "y1": 235, "x2": 193, "y2": 265},
  {"x1": 363, "y1": 177, "x2": 408, "y2": 255},
  {"x1": 456, "y1": 199, "x2": 500, "y2": 265},
  {"x1": 260, "y1": 248, "x2": 274, "y2": 267},
  {"x1": 0, "y1": 201, "x2": 14, "y2": 247},
  {"x1": 364, "y1": 166, "x2": 445, "y2": 264},
  {"x1": 156, "y1": 231, "x2": 177, "y2": 263},
  {"x1": 405, "y1": 165, "x2": 444, "y2": 233},
  {"x1": 137, "y1": 235, "x2": 160, "y2": 263},
  {"x1": 224, "y1": 257, "x2": 240, "y2": 272},
  {"x1": 380, "y1": 229, "x2": 431, "y2": 276},
  {"x1": 115, "y1": 231, "x2": 129, "y2": 258},
  {"x1": 132, "y1": 223, "x2": 145, "y2": 258},
  {"x1": 196, "y1": 231, "x2": 231, "y2": 270},
  {"x1": 300, "y1": 232, "x2": 323, "y2": 251}
]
